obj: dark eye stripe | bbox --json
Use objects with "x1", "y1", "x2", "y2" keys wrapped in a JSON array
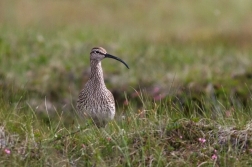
[
  {"x1": 96, "y1": 50, "x2": 104, "y2": 54},
  {"x1": 91, "y1": 50, "x2": 105, "y2": 55}
]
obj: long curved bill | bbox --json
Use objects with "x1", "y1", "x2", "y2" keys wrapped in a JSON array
[{"x1": 105, "y1": 54, "x2": 129, "y2": 69}]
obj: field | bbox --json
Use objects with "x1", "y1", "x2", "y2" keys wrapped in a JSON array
[{"x1": 1, "y1": 1, "x2": 252, "y2": 166}]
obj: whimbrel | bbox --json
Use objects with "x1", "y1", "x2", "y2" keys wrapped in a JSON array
[{"x1": 76, "y1": 47, "x2": 129, "y2": 127}]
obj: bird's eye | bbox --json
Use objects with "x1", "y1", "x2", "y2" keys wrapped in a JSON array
[{"x1": 95, "y1": 51, "x2": 99, "y2": 54}]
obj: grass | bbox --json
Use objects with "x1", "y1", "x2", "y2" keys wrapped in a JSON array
[
  {"x1": 1, "y1": 0, "x2": 252, "y2": 166},
  {"x1": 1, "y1": 89, "x2": 252, "y2": 166}
]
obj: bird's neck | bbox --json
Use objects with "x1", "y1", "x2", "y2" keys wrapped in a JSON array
[{"x1": 90, "y1": 60, "x2": 106, "y2": 87}]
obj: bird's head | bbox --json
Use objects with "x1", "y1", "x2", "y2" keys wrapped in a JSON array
[{"x1": 90, "y1": 47, "x2": 129, "y2": 69}]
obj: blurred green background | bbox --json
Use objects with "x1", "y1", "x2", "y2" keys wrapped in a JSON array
[
  {"x1": 0, "y1": 0, "x2": 252, "y2": 113},
  {"x1": 1, "y1": 1, "x2": 252, "y2": 166}
]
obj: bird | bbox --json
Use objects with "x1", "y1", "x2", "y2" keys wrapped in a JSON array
[{"x1": 76, "y1": 47, "x2": 129, "y2": 127}]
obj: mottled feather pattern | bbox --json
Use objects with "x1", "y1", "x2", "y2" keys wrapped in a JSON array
[{"x1": 77, "y1": 81, "x2": 115, "y2": 120}]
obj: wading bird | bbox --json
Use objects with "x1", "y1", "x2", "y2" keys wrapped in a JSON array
[{"x1": 76, "y1": 47, "x2": 129, "y2": 127}]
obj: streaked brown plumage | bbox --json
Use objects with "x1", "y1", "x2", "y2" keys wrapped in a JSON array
[{"x1": 76, "y1": 47, "x2": 129, "y2": 127}]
